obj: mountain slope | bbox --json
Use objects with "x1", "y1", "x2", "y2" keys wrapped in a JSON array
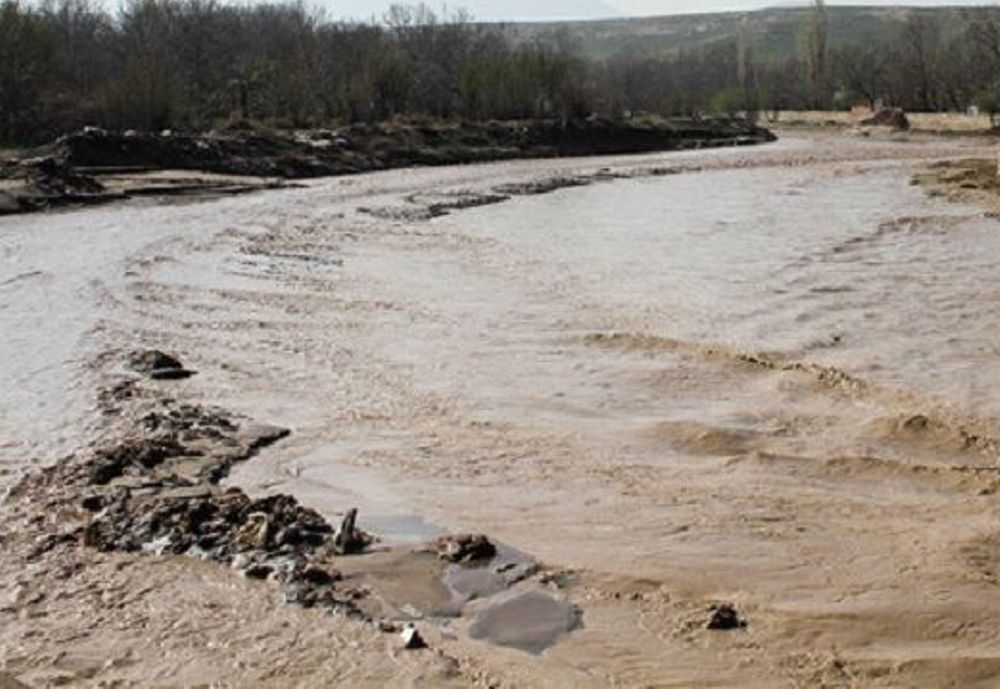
[
  {"x1": 332, "y1": 0, "x2": 622, "y2": 23},
  {"x1": 513, "y1": 5, "x2": 989, "y2": 61}
]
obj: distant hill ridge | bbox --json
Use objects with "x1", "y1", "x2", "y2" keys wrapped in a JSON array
[{"x1": 512, "y1": 5, "x2": 997, "y2": 61}]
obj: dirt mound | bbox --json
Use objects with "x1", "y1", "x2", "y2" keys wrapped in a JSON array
[
  {"x1": 861, "y1": 108, "x2": 910, "y2": 131},
  {"x1": 0, "y1": 156, "x2": 111, "y2": 214},
  {"x1": 2, "y1": 118, "x2": 775, "y2": 215},
  {"x1": 53, "y1": 126, "x2": 341, "y2": 178},
  {"x1": 49, "y1": 118, "x2": 774, "y2": 181}
]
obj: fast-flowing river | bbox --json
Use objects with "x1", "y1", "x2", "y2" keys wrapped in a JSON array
[{"x1": 4, "y1": 133, "x2": 1000, "y2": 686}]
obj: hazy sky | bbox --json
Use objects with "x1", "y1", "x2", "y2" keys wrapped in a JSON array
[{"x1": 332, "y1": 0, "x2": 1000, "y2": 22}]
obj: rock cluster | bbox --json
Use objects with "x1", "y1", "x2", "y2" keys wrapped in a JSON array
[
  {"x1": 43, "y1": 364, "x2": 373, "y2": 617},
  {"x1": 7, "y1": 350, "x2": 544, "y2": 649}
]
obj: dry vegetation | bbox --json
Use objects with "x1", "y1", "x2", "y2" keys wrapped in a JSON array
[{"x1": 770, "y1": 110, "x2": 998, "y2": 134}]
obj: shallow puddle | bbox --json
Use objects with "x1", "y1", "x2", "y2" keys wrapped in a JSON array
[{"x1": 468, "y1": 590, "x2": 582, "y2": 655}]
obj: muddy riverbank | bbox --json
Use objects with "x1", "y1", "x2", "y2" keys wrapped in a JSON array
[
  {"x1": 0, "y1": 117, "x2": 774, "y2": 215},
  {"x1": 5, "y1": 132, "x2": 1000, "y2": 686},
  {"x1": 1, "y1": 349, "x2": 588, "y2": 686}
]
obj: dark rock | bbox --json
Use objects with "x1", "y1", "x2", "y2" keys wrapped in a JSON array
[
  {"x1": 81, "y1": 495, "x2": 104, "y2": 512},
  {"x1": 90, "y1": 437, "x2": 186, "y2": 485},
  {"x1": 243, "y1": 563, "x2": 274, "y2": 580},
  {"x1": 334, "y1": 508, "x2": 372, "y2": 555},
  {"x1": 435, "y1": 534, "x2": 497, "y2": 564},
  {"x1": 149, "y1": 368, "x2": 197, "y2": 381},
  {"x1": 301, "y1": 565, "x2": 340, "y2": 586},
  {"x1": 706, "y1": 604, "x2": 746, "y2": 630},
  {"x1": 127, "y1": 350, "x2": 185, "y2": 375},
  {"x1": 400, "y1": 625, "x2": 428, "y2": 650}
]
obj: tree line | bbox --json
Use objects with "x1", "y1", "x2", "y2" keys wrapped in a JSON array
[
  {"x1": 2, "y1": 0, "x2": 1000, "y2": 145},
  {"x1": 1, "y1": 0, "x2": 591, "y2": 143},
  {"x1": 589, "y1": 2, "x2": 1000, "y2": 122}
]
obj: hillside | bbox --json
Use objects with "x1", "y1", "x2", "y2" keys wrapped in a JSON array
[{"x1": 512, "y1": 5, "x2": 990, "y2": 62}]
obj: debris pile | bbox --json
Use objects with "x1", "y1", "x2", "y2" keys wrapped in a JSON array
[
  {"x1": 861, "y1": 108, "x2": 910, "y2": 131},
  {"x1": 0, "y1": 156, "x2": 111, "y2": 214},
  {"x1": 13, "y1": 354, "x2": 374, "y2": 617}
]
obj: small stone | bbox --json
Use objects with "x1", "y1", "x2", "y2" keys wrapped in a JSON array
[
  {"x1": 434, "y1": 534, "x2": 497, "y2": 564},
  {"x1": 234, "y1": 512, "x2": 272, "y2": 551},
  {"x1": 243, "y1": 564, "x2": 273, "y2": 580},
  {"x1": 149, "y1": 367, "x2": 197, "y2": 381},
  {"x1": 400, "y1": 625, "x2": 427, "y2": 649},
  {"x1": 706, "y1": 604, "x2": 746, "y2": 630},
  {"x1": 300, "y1": 565, "x2": 339, "y2": 586},
  {"x1": 126, "y1": 350, "x2": 185, "y2": 375},
  {"x1": 81, "y1": 495, "x2": 104, "y2": 512}
]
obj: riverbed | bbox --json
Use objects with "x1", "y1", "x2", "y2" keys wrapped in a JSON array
[{"x1": 4, "y1": 132, "x2": 1000, "y2": 686}]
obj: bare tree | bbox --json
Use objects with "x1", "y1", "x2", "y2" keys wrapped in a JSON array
[
  {"x1": 900, "y1": 13, "x2": 941, "y2": 111},
  {"x1": 801, "y1": 0, "x2": 828, "y2": 109},
  {"x1": 832, "y1": 44, "x2": 887, "y2": 110}
]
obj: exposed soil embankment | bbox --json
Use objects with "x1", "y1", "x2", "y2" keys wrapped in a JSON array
[
  {"x1": 914, "y1": 158, "x2": 1000, "y2": 212},
  {"x1": 0, "y1": 117, "x2": 774, "y2": 215}
]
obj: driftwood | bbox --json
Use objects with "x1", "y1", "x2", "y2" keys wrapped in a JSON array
[{"x1": 334, "y1": 508, "x2": 368, "y2": 554}]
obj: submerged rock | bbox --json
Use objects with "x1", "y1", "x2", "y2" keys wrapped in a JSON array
[
  {"x1": 126, "y1": 350, "x2": 184, "y2": 373},
  {"x1": 706, "y1": 604, "x2": 746, "y2": 630},
  {"x1": 127, "y1": 349, "x2": 197, "y2": 380}
]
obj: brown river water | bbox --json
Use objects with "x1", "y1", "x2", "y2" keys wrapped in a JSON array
[{"x1": 4, "y1": 133, "x2": 1000, "y2": 686}]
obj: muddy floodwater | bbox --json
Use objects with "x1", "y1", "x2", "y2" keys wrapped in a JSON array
[{"x1": 5, "y1": 133, "x2": 1000, "y2": 686}]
